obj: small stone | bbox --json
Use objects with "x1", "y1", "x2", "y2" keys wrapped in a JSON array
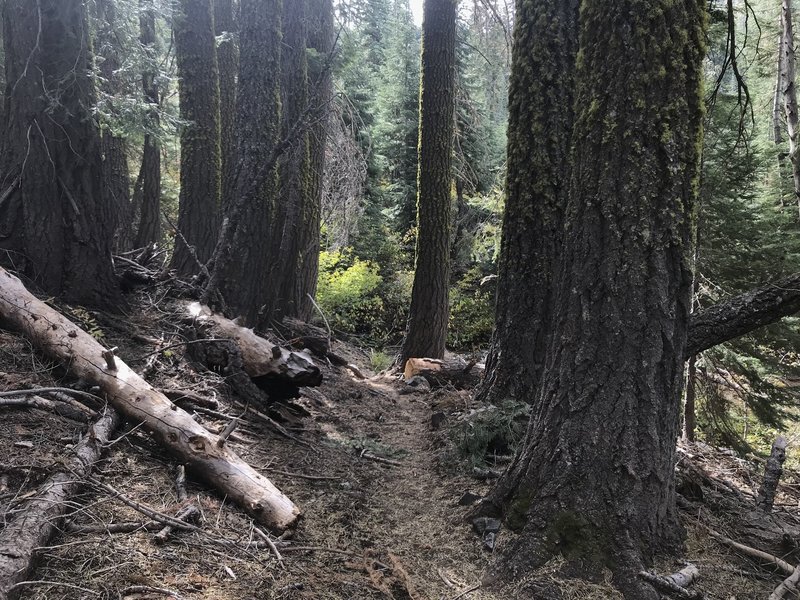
[
  {"x1": 472, "y1": 516, "x2": 502, "y2": 536},
  {"x1": 431, "y1": 411, "x2": 446, "y2": 430},
  {"x1": 406, "y1": 375, "x2": 431, "y2": 392},
  {"x1": 458, "y1": 491, "x2": 482, "y2": 506},
  {"x1": 483, "y1": 531, "x2": 496, "y2": 551}
]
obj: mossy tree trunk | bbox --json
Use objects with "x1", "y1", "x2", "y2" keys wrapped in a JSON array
[
  {"x1": 0, "y1": 0, "x2": 120, "y2": 307},
  {"x1": 95, "y1": 0, "x2": 134, "y2": 253},
  {"x1": 134, "y1": 0, "x2": 163, "y2": 249},
  {"x1": 204, "y1": 0, "x2": 281, "y2": 325},
  {"x1": 171, "y1": 0, "x2": 221, "y2": 277},
  {"x1": 270, "y1": 0, "x2": 311, "y2": 322},
  {"x1": 476, "y1": 0, "x2": 579, "y2": 406},
  {"x1": 215, "y1": 0, "x2": 238, "y2": 214},
  {"x1": 297, "y1": 0, "x2": 334, "y2": 322},
  {"x1": 480, "y1": 1, "x2": 706, "y2": 596},
  {"x1": 400, "y1": 0, "x2": 457, "y2": 366}
]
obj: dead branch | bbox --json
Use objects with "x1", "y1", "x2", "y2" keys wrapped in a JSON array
[
  {"x1": 0, "y1": 267, "x2": 300, "y2": 532},
  {"x1": 0, "y1": 409, "x2": 119, "y2": 598}
]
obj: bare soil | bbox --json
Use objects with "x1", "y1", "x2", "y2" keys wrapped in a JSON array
[{"x1": 1, "y1": 292, "x2": 799, "y2": 599}]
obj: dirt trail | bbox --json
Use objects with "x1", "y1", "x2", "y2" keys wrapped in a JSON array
[{"x1": 0, "y1": 317, "x2": 498, "y2": 600}]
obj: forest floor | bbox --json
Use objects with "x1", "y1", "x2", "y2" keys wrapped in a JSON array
[{"x1": 1, "y1": 286, "x2": 799, "y2": 599}]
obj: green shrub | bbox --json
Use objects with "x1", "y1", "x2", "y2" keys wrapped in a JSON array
[
  {"x1": 448, "y1": 266, "x2": 496, "y2": 350},
  {"x1": 316, "y1": 249, "x2": 383, "y2": 335},
  {"x1": 452, "y1": 400, "x2": 531, "y2": 467}
]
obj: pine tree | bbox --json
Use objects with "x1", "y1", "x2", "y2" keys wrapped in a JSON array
[
  {"x1": 400, "y1": 0, "x2": 457, "y2": 365},
  {"x1": 171, "y1": 0, "x2": 221, "y2": 277}
]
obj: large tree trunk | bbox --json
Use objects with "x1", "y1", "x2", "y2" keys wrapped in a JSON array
[
  {"x1": 134, "y1": 0, "x2": 162, "y2": 249},
  {"x1": 215, "y1": 0, "x2": 238, "y2": 214},
  {"x1": 0, "y1": 267, "x2": 300, "y2": 532},
  {"x1": 400, "y1": 0, "x2": 457, "y2": 366},
  {"x1": 270, "y1": 0, "x2": 311, "y2": 322},
  {"x1": 204, "y1": 0, "x2": 281, "y2": 325},
  {"x1": 297, "y1": 0, "x2": 333, "y2": 322},
  {"x1": 781, "y1": 0, "x2": 800, "y2": 217},
  {"x1": 0, "y1": 410, "x2": 120, "y2": 599},
  {"x1": 476, "y1": 0, "x2": 578, "y2": 406},
  {"x1": 171, "y1": 0, "x2": 221, "y2": 277},
  {"x1": 95, "y1": 0, "x2": 134, "y2": 253},
  {"x1": 482, "y1": 1, "x2": 706, "y2": 596},
  {"x1": 0, "y1": 0, "x2": 120, "y2": 308}
]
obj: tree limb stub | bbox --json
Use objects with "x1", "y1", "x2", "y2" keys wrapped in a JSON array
[
  {"x1": 687, "y1": 271, "x2": 800, "y2": 357},
  {"x1": 0, "y1": 267, "x2": 300, "y2": 533}
]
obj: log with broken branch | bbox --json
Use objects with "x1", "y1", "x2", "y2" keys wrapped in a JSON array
[
  {"x1": 403, "y1": 357, "x2": 484, "y2": 389},
  {"x1": 0, "y1": 267, "x2": 300, "y2": 533},
  {"x1": 183, "y1": 302, "x2": 322, "y2": 387}
]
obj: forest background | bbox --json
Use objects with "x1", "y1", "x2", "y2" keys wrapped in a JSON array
[{"x1": 1, "y1": 0, "x2": 799, "y2": 455}]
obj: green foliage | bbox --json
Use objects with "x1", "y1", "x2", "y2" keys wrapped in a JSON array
[
  {"x1": 316, "y1": 249, "x2": 383, "y2": 332},
  {"x1": 693, "y1": 0, "x2": 800, "y2": 450},
  {"x1": 448, "y1": 266, "x2": 495, "y2": 350},
  {"x1": 369, "y1": 349, "x2": 392, "y2": 372},
  {"x1": 451, "y1": 400, "x2": 530, "y2": 468}
]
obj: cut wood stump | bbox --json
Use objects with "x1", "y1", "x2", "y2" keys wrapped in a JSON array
[
  {"x1": 0, "y1": 267, "x2": 300, "y2": 533},
  {"x1": 403, "y1": 357, "x2": 484, "y2": 389}
]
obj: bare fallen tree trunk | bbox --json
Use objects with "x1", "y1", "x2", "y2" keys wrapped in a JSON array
[
  {"x1": 0, "y1": 267, "x2": 300, "y2": 532},
  {"x1": 184, "y1": 302, "x2": 322, "y2": 386},
  {"x1": 403, "y1": 357, "x2": 484, "y2": 389},
  {"x1": 687, "y1": 271, "x2": 800, "y2": 356},
  {"x1": 0, "y1": 409, "x2": 119, "y2": 600}
]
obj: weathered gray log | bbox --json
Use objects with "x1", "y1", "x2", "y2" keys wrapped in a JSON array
[
  {"x1": 0, "y1": 409, "x2": 119, "y2": 600},
  {"x1": 0, "y1": 267, "x2": 300, "y2": 532},
  {"x1": 184, "y1": 302, "x2": 322, "y2": 387},
  {"x1": 687, "y1": 272, "x2": 800, "y2": 356},
  {"x1": 757, "y1": 436, "x2": 788, "y2": 512},
  {"x1": 403, "y1": 357, "x2": 484, "y2": 389}
]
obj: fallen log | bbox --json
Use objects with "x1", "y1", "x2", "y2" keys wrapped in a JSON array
[
  {"x1": 0, "y1": 267, "x2": 300, "y2": 532},
  {"x1": 184, "y1": 302, "x2": 322, "y2": 387},
  {"x1": 0, "y1": 409, "x2": 119, "y2": 600},
  {"x1": 403, "y1": 357, "x2": 484, "y2": 389}
]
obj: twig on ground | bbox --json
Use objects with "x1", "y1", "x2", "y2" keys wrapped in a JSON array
[
  {"x1": 770, "y1": 564, "x2": 800, "y2": 600},
  {"x1": 704, "y1": 525, "x2": 794, "y2": 575},
  {"x1": 253, "y1": 526, "x2": 285, "y2": 568},
  {"x1": 450, "y1": 583, "x2": 480, "y2": 600},
  {"x1": 87, "y1": 477, "x2": 199, "y2": 532},
  {"x1": 7, "y1": 580, "x2": 100, "y2": 596},
  {"x1": 121, "y1": 585, "x2": 181, "y2": 598},
  {"x1": 261, "y1": 467, "x2": 340, "y2": 481}
]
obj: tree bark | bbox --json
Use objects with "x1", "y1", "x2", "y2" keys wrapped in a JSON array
[
  {"x1": 171, "y1": 0, "x2": 221, "y2": 276},
  {"x1": 134, "y1": 0, "x2": 162, "y2": 249},
  {"x1": 403, "y1": 356, "x2": 483, "y2": 389},
  {"x1": 400, "y1": 0, "x2": 457, "y2": 366},
  {"x1": 0, "y1": 267, "x2": 300, "y2": 532},
  {"x1": 482, "y1": 1, "x2": 706, "y2": 596},
  {"x1": 204, "y1": 0, "x2": 282, "y2": 326},
  {"x1": 686, "y1": 271, "x2": 800, "y2": 356},
  {"x1": 781, "y1": 0, "x2": 800, "y2": 217},
  {"x1": 215, "y1": 0, "x2": 238, "y2": 214},
  {"x1": 298, "y1": 0, "x2": 334, "y2": 322},
  {"x1": 184, "y1": 301, "x2": 322, "y2": 387},
  {"x1": 0, "y1": 0, "x2": 121, "y2": 308},
  {"x1": 0, "y1": 409, "x2": 120, "y2": 600},
  {"x1": 475, "y1": 0, "x2": 578, "y2": 406},
  {"x1": 95, "y1": 0, "x2": 133, "y2": 253},
  {"x1": 271, "y1": 0, "x2": 312, "y2": 322}
]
